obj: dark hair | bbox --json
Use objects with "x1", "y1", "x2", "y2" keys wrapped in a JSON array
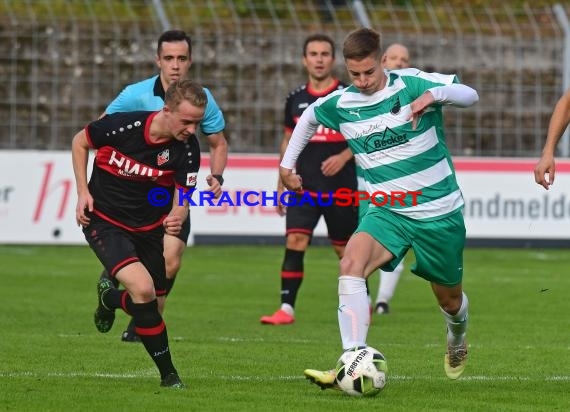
[
  {"x1": 342, "y1": 27, "x2": 381, "y2": 61},
  {"x1": 303, "y1": 33, "x2": 336, "y2": 58},
  {"x1": 165, "y1": 79, "x2": 207, "y2": 110},
  {"x1": 157, "y1": 30, "x2": 192, "y2": 57}
]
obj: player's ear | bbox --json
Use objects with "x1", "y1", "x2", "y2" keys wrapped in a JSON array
[{"x1": 155, "y1": 54, "x2": 161, "y2": 69}]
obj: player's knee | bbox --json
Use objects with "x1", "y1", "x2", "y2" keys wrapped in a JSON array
[
  {"x1": 439, "y1": 293, "x2": 462, "y2": 315},
  {"x1": 285, "y1": 233, "x2": 310, "y2": 250},
  {"x1": 129, "y1": 284, "x2": 156, "y2": 303},
  {"x1": 339, "y1": 254, "x2": 360, "y2": 275}
]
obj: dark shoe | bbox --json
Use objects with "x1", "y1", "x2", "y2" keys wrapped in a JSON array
[
  {"x1": 160, "y1": 373, "x2": 185, "y2": 389},
  {"x1": 374, "y1": 302, "x2": 390, "y2": 315},
  {"x1": 94, "y1": 277, "x2": 115, "y2": 333},
  {"x1": 121, "y1": 319, "x2": 141, "y2": 343},
  {"x1": 99, "y1": 269, "x2": 119, "y2": 288}
]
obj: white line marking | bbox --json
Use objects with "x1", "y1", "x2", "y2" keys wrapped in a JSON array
[
  {"x1": 2, "y1": 371, "x2": 570, "y2": 382},
  {"x1": 218, "y1": 336, "x2": 312, "y2": 343}
]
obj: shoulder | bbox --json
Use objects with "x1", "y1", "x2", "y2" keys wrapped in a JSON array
[
  {"x1": 320, "y1": 87, "x2": 346, "y2": 101},
  {"x1": 123, "y1": 75, "x2": 159, "y2": 92},
  {"x1": 101, "y1": 111, "x2": 150, "y2": 126},
  {"x1": 389, "y1": 68, "x2": 458, "y2": 85},
  {"x1": 286, "y1": 84, "x2": 308, "y2": 99},
  {"x1": 88, "y1": 112, "x2": 150, "y2": 142},
  {"x1": 201, "y1": 86, "x2": 214, "y2": 98},
  {"x1": 389, "y1": 68, "x2": 423, "y2": 77},
  {"x1": 317, "y1": 86, "x2": 364, "y2": 110},
  {"x1": 200, "y1": 87, "x2": 223, "y2": 108}
]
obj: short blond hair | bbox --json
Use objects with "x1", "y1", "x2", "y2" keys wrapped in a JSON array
[{"x1": 165, "y1": 79, "x2": 208, "y2": 110}]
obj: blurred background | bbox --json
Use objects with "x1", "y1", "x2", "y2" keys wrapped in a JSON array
[{"x1": 1, "y1": 0, "x2": 569, "y2": 157}]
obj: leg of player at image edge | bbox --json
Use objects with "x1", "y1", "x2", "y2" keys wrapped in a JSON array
[{"x1": 374, "y1": 260, "x2": 405, "y2": 314}]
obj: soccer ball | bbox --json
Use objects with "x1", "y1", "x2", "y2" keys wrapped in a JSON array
[{"x1": 335, "y1": 346, "x2": 388, "y2": 396}]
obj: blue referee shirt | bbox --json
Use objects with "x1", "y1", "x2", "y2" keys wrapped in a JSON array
[{"x1": 105, "y1": 75, "x2": 225, "y2": 135}]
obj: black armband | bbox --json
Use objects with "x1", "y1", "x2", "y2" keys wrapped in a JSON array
[{"x1": 212, "y1": 174, "x2": 224, "y2": 186}]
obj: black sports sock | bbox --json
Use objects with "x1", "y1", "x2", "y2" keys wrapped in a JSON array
[
  {"x1": 130, "y1": 300, "x2": 177, "y2": 379},
  {"x1": 101, "y1": 288, "x2": 125, "y2": 311},
  {"x1": 280, "y1": 249, "x2": 305, "y2": 307}
]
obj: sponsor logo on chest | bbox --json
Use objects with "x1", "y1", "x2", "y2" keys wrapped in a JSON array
[
  {"x1": 364, "y1": 127, "x2": 408, "y2": 154},
  {"x1": 109, "y1": 150, "x2": 164, "y2": 178}
]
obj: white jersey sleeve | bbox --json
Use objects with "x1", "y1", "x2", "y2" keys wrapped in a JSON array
[
  {"x1": 280, "y1": 104, "x2": 320, "y2": 169},
  {"x1": 428, "y1": 84, "x2": 479, "y2": 107}
]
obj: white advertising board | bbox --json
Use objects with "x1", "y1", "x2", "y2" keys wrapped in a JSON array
[
  {"x1": 0, "y1": 151, "x2": 91, "y2": 244},
  {"x1": 0, "y1": 151, "x2": 568, "y2": 244}
]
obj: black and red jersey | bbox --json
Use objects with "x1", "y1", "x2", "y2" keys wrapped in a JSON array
[
  {"x1": 284, "y1": 79, "x2": 356, "y2": 195},
  {"x1": 85, "y1": 111, "x2": 200, "y2": 231}
]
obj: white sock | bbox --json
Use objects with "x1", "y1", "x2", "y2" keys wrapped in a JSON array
[
  {"x1": 280, "y1": 303, "x2": 294, "y2": 316},
  {"x1": 376, "y1": 260, "x2": 404, "y2": 304},
  {"x1": 338, "y1": 276, "x2": 369, "y2": 350},
  {"x1": 440, "y1": 292, "x2": 469, "y2": 346}
]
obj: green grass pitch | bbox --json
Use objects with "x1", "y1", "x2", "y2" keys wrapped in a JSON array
[{"x1": 1, "y1": 244, "x2": 569, "y2": 411}]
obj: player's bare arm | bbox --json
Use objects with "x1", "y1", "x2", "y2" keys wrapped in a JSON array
[
  {"x1": 535, "y1": 89, "x2": 570, "y2": 190},
  {"x1": 321, "y1": 147, "x2": 353, "y2": 177},
  {"x1": 276, "y1": 130, "x2": 293, "y2": 216},
  {"x1": 164, "y1": 188, "x2": 190, "y2": 236},
  {"x1": 279, "y1": 166, "x2": 303, "y2": 192},
  {"x1": 534, "y1": 154, "x2": 556, "y2": 190},
  {"x1": 71, "y1": 130, "x2": 94, "y2": 227},
  {"x1": 205, "y1": 131, "x2": 228, "y2": 198}
]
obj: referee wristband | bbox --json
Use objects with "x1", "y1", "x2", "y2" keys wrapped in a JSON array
[{"x1": 212, "y1": 174, "x2": 224, "y2": 186}]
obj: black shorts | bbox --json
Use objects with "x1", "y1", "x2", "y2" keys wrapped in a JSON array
[
  {"x1": 83, "y1": 214, "x2": 167, "y2": 296},
  {"x1": 285, "y1": 193, "x2": 357, "y2": 245}
]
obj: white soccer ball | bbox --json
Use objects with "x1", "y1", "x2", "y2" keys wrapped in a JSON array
[{"x1": 335, "y1": 346, "x2": 388, "y2": 396}]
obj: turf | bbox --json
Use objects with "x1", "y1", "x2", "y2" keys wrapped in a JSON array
[{"x1": 1, "y1": 244, "x2": 569, "y2": 411}]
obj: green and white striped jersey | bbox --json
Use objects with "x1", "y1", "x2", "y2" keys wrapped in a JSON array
[{"x1": 314, "y1": 69, "x2": 464, "y2": 221}]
